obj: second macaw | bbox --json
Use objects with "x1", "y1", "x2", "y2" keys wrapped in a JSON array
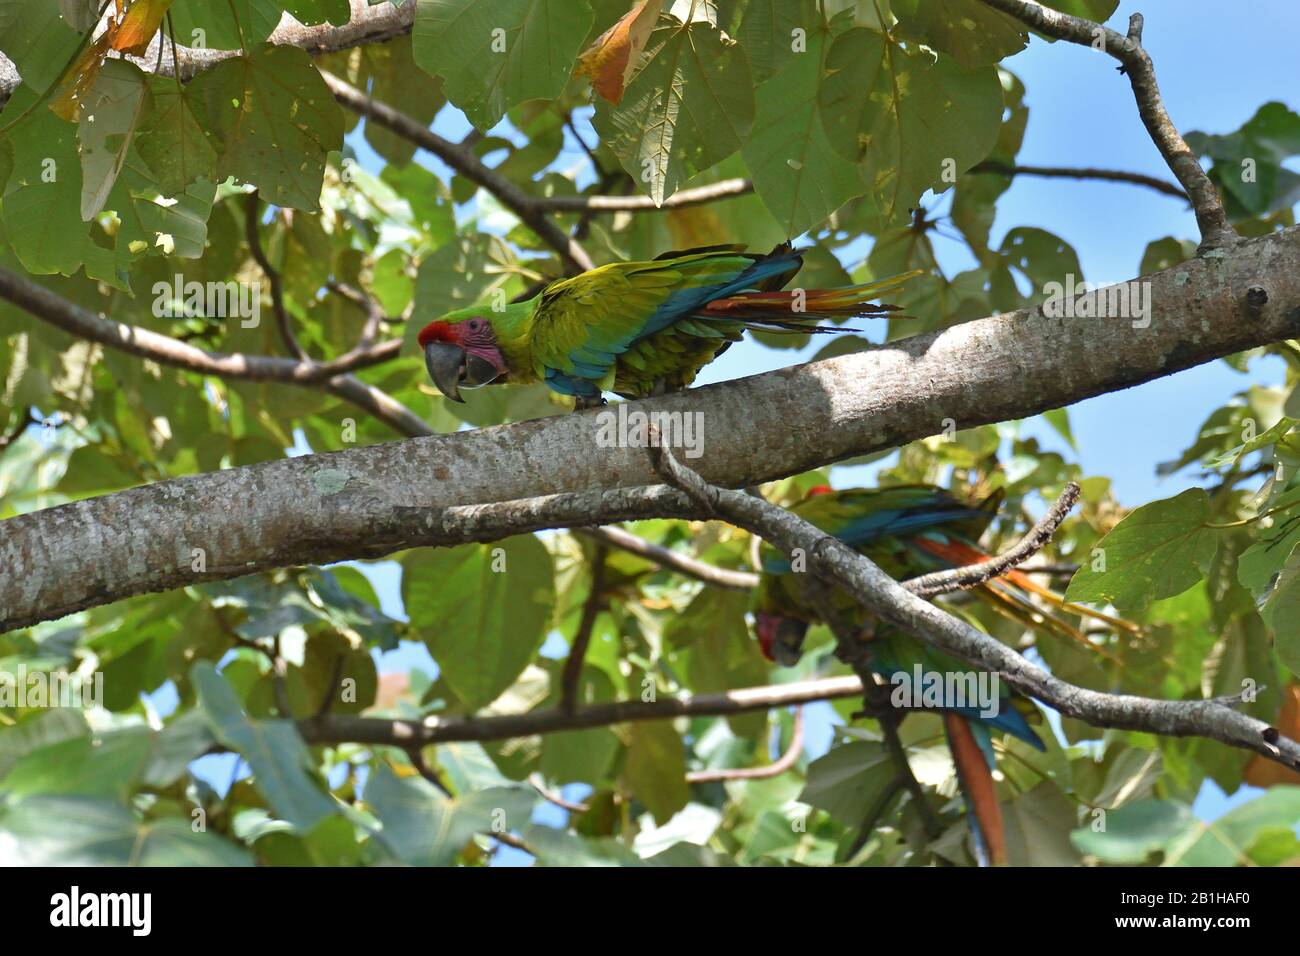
[
  {"x1": 417, "y1": 243, "x2": 915, "y2": 404},
  {"x1": 752, "y1": 483, "x2": 1135, "y2": 865}
]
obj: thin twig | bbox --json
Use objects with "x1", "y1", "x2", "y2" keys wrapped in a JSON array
[
  {"x1": 686, "y1": 707, "x2": 806, "y2": 782},
  {"x1": 244, "y1": 191, "x2": 309, "y2": 362},
  {"x1": 320, "y1": 70, "x2": 594, "y2": 275},
  {"x1": 904, "y1": 482, "x2": 1080, "y2": 597},
  {"x1": 574, "y1": 526, "x2": 757, "y2": 590},
  {"x1": 970, "y1": 160, "x2": 1186, "y2": 200},
  {"x1": 560, "y1": 542, "x2": 607, "y2": 713},
  {"x1": 528, "y1": 773, "x2": 590, "y2": 813}
]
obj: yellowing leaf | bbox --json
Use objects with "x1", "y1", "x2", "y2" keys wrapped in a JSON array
[
  {"x1": 575, "y1": 0, "x2": 664, "y2": 106},
  {"x1": 111, "y1": 0, "x2": 176, "y2": 57}
]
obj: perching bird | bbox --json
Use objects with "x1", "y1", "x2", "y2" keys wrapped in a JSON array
[
  {"x1": 752, "y1": 483, "x2": 1137, "y2": 865},
  {"x1": 417, "y1": 243, "x2": 916, "y2": 405}
]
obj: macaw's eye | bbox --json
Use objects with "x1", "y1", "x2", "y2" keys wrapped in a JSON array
[{"x1": 467, "y1": 318, "x2": 484, "y2": 331}]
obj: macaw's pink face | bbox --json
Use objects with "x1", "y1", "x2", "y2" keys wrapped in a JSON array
[
  {"x1": 417, "y1": 317, "x2": 507, "y2": 403},
  {"x1": 754, "y1": 611, "x2": 809, "y2": 667}
]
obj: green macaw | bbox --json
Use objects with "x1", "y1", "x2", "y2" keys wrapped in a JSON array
[
  {"x1": 752, "y1": 483, "x2": 1136, "y2": 865},
  {"x1": 417, "y1": 243, "x2": 915, "y2": 404}
]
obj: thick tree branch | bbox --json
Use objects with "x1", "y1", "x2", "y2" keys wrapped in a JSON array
[
  {"x1": 2, "y1": 226, "x2": 1299, "y2": 630},
  {"x1": 298, "y1": 675, "x2": 865, "y2": 747},
  {"x1": 978, "y1": 1, "x2": 1236, "y2": 248}
]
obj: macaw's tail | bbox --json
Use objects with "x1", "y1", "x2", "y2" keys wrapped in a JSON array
[
  {"x1": 698, "y1": 270, "x2": 922, "y2": 333},
  {"x1": 910, "y1": 537, "x2": 1139, "y2": 662},
  {"x1": 944, "y1": 712, "x2": 1007, "y2": 867}
]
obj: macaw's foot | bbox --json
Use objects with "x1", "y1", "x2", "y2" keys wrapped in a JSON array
[{"x1": 575, "y1": 395, "x2": 607, "y2": 411}]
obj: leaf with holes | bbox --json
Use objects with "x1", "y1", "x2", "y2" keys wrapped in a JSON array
[
  {"x1": 192, "y1": 44, "x2": 343, "y2": 210},
  {"x1": 594, "y1": 16, "x2": 753, "y2": 205},
  {"x1": 413, "y1": 0, "x2": 594, "y2": 130}
]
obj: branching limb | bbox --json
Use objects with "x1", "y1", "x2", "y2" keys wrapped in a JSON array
[
  {"x1": 978, "y1": 0, "x2": 1236, "y2": 248},
  {"x1": 903, "y1": 481, "x2": 1080, "y2": 598},
  {"x1": 647, "y1": 446, "x2": 1300, "y2": 773},
  {"x1": 297, "y1": 675, "x2": 866, "y2": 748},
  {"x1": 319, "y1": 70, "x2": 594, "y2": 275}
]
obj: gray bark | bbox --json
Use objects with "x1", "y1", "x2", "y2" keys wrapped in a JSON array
[{"x1": 2, "y1": 226, "x2": 1299, "y2": 632}]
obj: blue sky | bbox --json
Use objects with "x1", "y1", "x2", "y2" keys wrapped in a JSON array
[{"x1": 196, "y1": 0, "x2": 1299, "y2": 858}]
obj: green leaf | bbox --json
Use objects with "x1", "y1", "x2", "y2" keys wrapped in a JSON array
[
  {"x1": 1260, "y1": 553, "x2": 1300, "y2": 677},
  {"x1": 78, "y1": 60, "x2": 151, "y2": 220},
  {"x1": 818, "y1": 29, "x2": 1003, "y2": 228},
  {"x1": 1139, "y1": 236, "x2": 1196, "y2": 275},
  {"x1": 0, "y1": 795, "x2": 253, "y2": 865},
  {"x1": 1070, "y1": 799, "x2": 1196, "y2": 863},
  {"x1": 413, "y1": 0, "x2": 594, "y2": 130},
  {"x1": 624, "y1": 720, "x2": 688, "y2": 825},
  {"x1": 401, "y1": 536, "x2": 555, "y2": 709},
  {"x1": 593, "y1": 17, "x2": 753, "y2": 205},
  {"x1": 192, "y1": 661, "x2": 337, "y2": 831},
  {"x1": 798, "y1": 740, "x2": 894, "y2": 826},
  {"x1": 1065, "y1": 489, "x2": 1217, "y2": 610},
  {"x1": 363, "y1": 764, "x2": 537, "y2": 865},
  {"x1": 1000, "y1": 226, "x2": 1083, "y2": 290},
  {"x1": 167, "y1": 0, "x2": 282, "y2": 51},
  {"x1": 893, "y1": 0, "x2": 1028, "y2": 69},
  {"x1": 135, "y1": 77, "x2": 221, "y2": 196},
  {"x1": 0, "y1": 0, "x2": 82, "y2": 91},
  {"x1": 1072, "y1": 789, "x2": 1300, "y2": 865},
  {"x1": 741, "y1": 17, "x2": 863, "y2": 235},
  {"x1": 1002, "y1": 781, "x2": 1082, "y2": 866},
  {"x1": 194, "y1": 44, "x2": 344, "y2": 210}
]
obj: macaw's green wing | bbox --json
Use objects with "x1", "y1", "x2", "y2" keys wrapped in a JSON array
[{"x1": 529, "y1": 246, "x2": 804, "y2": 398}]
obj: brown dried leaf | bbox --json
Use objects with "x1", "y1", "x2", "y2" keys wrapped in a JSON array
[{"x1": 574, "y1": 0, "x2": 664, "y2": 106}]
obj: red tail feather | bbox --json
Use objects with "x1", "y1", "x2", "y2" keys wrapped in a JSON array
[{"x1": 944, "y1": 712, "x2": 1007, "y2": 866}]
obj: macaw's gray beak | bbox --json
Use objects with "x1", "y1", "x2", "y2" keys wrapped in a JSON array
[{"x1": 424, "y1": 340, "x2": 466, "y2": 403}]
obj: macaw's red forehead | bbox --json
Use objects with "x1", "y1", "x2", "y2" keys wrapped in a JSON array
[
  {"x1": 806, "y1": 484, "x2": 834, "y2": 497},
  {"x1": 417, "y1": 320, "x2": 463, "y2": 348}
]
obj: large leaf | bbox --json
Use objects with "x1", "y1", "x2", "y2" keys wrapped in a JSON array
[
  {"x1": 135, "y1": 76, "x2": 220, "y2": 196},
  {"x1": 413, "y1": 0, "x2": 594, "y2": 130},
  {"x1": 78, "y1": 60, "x2": 151, "y2": 220},
  {"x1": 193, "y1": 44, "x2": 344, "y2": 210},
  {"x1": 0, "y1": 795, "x2": 252, "y2": 866},
  {"x1": 624, "y1": 720, "x2": 688, "y2": 825},
  {"x1": 593, "y1": 16, "x2": 754, "y2": 205},
  {"x1": 401, "y1": 535, "x2": 555, "y2": 709},
  {"x1": 819, "y1": 29, "x2": 1003, "y2": 228},
  {"x1": 740, "y1": 14, "x2": 863, "y2": 235},
  {"x1": 1064, "y1": 489, "x2": 1218, "y2": 611},
  {"x1": 192, "y1": 661, "x2": 338, "y2": 832},
  {"x1": 363, "y1": 764, "x2": 537, "y2": 865},
  {"x1": 799, "y1": 740, "x2": 895, "y2": 827},
  {"x1": 892, "y1": 0, "x2": 1028, "y2": 69},
  {"x1": 1072, "y1": 789, "x2": 1300, "y2": 865}
]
